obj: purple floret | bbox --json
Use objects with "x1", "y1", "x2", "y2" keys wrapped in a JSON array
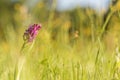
[{"x1": 23, "y1": 24, "x2": 41, "y2": 42}]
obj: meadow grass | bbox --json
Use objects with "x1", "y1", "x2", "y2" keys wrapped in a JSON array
[
  {"x1": 0, "y1": 0, "x2": 120, "y2": 80},
  {"x1": 0, "y1": 25, "x2": 118, "y2": 80}
]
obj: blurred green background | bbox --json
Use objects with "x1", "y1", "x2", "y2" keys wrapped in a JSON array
[
  {"x1": 0, "y1": 0, "x2": 120, "y2": 52},
  {"x1": 0, "y1": 0, "x2": 120, "y2": 80}
]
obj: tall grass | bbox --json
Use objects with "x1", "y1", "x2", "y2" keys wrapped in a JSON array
[
  {"x1": 0, "y1": 0, "x2": 120, "y2": 80},
  {"x1": 0, "y1": 26, "x2": 118, "y2": 80}
]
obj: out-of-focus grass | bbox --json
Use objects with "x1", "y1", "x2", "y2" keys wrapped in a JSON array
[
  {"x1": 0, "y1": 25, "x2": 117, "y2": 80},
  {"x1": 0, "y1": 0, "x2": 120, "y2": 80}
]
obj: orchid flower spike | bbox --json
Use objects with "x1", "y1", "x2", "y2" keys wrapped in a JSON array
[{"x1": 23, "y1": 24, "x2": 41, "y2": 43}]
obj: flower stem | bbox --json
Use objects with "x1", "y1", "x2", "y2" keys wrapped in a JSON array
[
  {"x1": 14, "y1": 41, "x2": 35, "y2": 80},
  {"x1": 20, "y1": 42, "x2": 26, "y2": 54},
  {"x1": 14, "y1": 42, "x2": 26, "y2": 80}
]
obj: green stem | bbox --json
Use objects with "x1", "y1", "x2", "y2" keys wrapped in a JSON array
[
  {"x1": 95, "y1": 49, "x2": 100, "y2": 65},
  {"x1": 48, "y1": 0, "x2": 56, "y2": 31},
  {"x1": 100, "y1": 11, "x2": 114, "y2": 39},
  {"x1": 14, "y1": 57, "x2": 25, "y2": 80},
  {"x1": 14, "y1": 41, "x2": 34, "y2": 80},
  {"x1": 20, "y1": 42, "x2": 26, "y2": 54},
  {"x1": 14, "y1": 42, "x2": 26, "y2": 80}
]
